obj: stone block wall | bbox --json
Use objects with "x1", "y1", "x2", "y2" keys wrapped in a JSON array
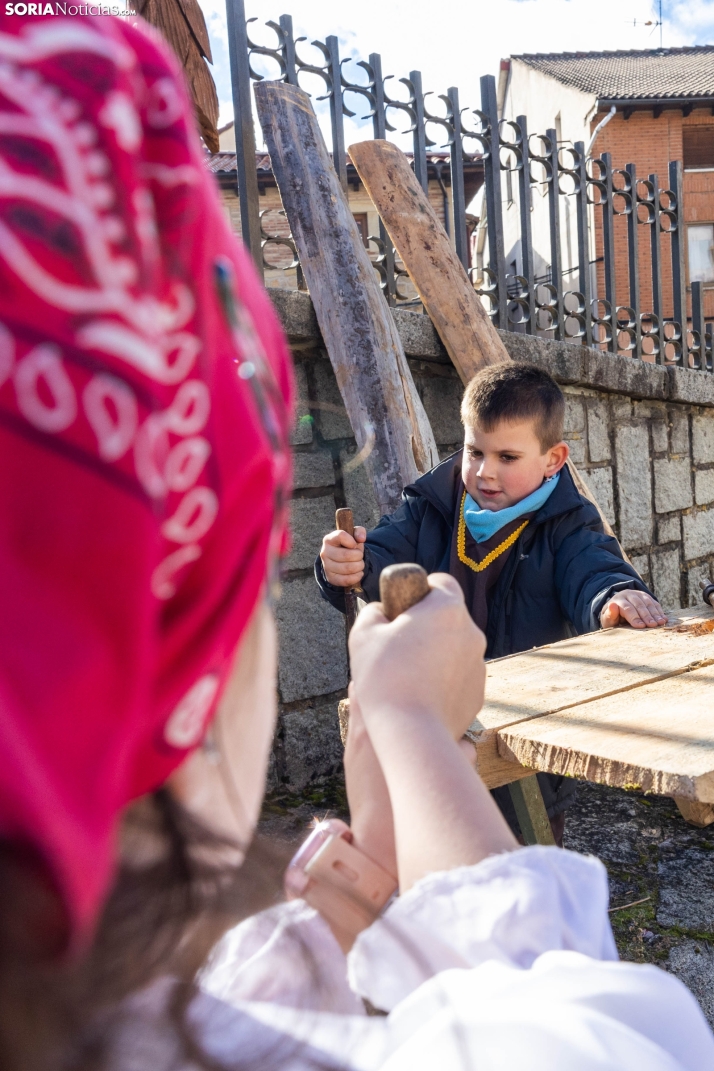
[{"x1": 268, "y1": 290, "x2": 714, "y2": 791}]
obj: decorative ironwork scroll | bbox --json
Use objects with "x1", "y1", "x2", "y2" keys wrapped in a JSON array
[{"x1": 225, "y1": 0, "x2": 711, "y2": 370}]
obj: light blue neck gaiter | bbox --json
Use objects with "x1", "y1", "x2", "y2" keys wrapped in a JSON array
[{"x1": 463, "y1": 473, "x2": 560, "y2": 544}]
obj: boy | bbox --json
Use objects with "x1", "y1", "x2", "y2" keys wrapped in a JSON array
[{"x1": 316, "y1": 363, "x2": 666, "y2": 842}]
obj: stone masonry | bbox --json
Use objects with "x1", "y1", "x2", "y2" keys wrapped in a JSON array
[{"x1": 268, "y1": 289, "x2": 714, "y2": 791}]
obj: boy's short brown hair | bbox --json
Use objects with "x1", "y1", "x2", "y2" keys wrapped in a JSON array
[{"x1": 460, "y1": 362, "x2": 565, "y2": 452}]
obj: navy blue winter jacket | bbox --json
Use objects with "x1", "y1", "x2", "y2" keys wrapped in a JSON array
[
  {"x1": 316, "y1": 449, "x2": 650, "y2": 659},
  {"x1": 315, "y1": 451, "x2": 651, "y2": 830}
]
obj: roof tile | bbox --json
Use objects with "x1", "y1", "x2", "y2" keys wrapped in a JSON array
[{"x1": 513, "y1": 46, "x2": 714, "y2": 101}]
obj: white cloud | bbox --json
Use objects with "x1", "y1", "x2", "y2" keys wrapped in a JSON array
[
  {"x1": 664, "y1": 0, "x2": 714, "y2": 40},
  {"x1": 200, "y1": 0, "x2": 713, "y2": 138}
]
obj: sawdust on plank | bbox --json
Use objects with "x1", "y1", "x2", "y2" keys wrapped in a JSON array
[{"x1": 671, "y1": 620, "x2": 714, "y2": 637}]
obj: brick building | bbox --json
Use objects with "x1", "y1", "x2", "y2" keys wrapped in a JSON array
[
  {"x1": 210, "y1": 127, "x2": 483, "y2": 294},
  {"x1": 499, "y1": 47, "x2": 714, "y2": 326}
]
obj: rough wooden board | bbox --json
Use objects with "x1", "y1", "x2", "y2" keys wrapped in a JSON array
[
  {"x1": 255, "y1": 85, "x2": 438, "y2": 515},
  {"x1": 470, "y1": 739, "x2": 534, "y2": 790},
  {"x1": 342, "y1": 602, "x2": 712, "y2": 796},
  {"x1": 497, "y1": 660, "x2": 714, "y2": 802},
  {"x1": 473, "y1": 607, "x2": 714, "y2": 736},
  {"x1": 463, "y1": 607, "x2": 714, "y2": 791},
  {"x1": 340, "y1": 693, "x2": 532, "y2": 789}
]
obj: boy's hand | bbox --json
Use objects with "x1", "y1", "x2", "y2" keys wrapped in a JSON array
[
  {"x1": 320, "y1": 526, "x2": 366, "y2": 587},
  {"x1": 600, "y1": 590, "x2": 667, "y2": 629}
]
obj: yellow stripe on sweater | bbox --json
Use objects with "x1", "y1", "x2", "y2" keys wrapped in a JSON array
[{"x1": 457, "y1": 491, "x2": 529, "y2": 573}]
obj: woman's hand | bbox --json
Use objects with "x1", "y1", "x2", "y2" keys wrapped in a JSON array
[
  {"x1": 347, "y1": 574, "x2": 515, "y2": 892},
  {"x1": 348, "y1": 573, "x2": 486, "y2": 740}
]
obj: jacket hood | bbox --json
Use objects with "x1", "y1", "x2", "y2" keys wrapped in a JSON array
[
  {"x1": 406, "y1": 450, "x2": 463, "y2": 520},
  {"x1": 407, "y1": 450, "x2": 589, "y2": 527}
]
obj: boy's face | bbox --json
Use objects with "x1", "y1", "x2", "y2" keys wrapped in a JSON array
[{"x1": 462, "y1": 419, "x2": 569, "y2": 511}]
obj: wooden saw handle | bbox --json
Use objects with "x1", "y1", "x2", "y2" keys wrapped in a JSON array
[
  {"x1": 379, "y1": 562, "x2": 430, "y2": 621},
  {"x1": 335, "y1": 508, "x2": 359, "y2": 633},
  {"x1": 335, "y1": 507, "x2": 355, "y2": 540},
  {"x1": 335, "y1": 508, "x2": 358, "y2": 595}
]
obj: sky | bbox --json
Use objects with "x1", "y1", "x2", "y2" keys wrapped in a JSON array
[{"x1": 198, "y1": 0, "x2": 714, "y2": 146}]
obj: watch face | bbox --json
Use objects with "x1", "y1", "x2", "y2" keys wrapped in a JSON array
[{"x1": 284, "y1": 819, "x2": 351, "y2": 899}]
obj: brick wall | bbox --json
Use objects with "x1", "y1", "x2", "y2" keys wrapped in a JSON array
[
  {"x1": 592, "y1": 109, "x2": 714, "y2": 322},
  {"x1": 267, "y1": 290, "x2": 714, "y2": 791}
]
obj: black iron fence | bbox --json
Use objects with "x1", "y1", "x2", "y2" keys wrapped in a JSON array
[{"x1": 225, "y1": 0, "x2": 712, "y2": 371}]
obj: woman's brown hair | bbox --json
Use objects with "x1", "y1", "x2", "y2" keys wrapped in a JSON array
[{"x1": 0, "y1": 790, "x2": 295, "y2": 1071}]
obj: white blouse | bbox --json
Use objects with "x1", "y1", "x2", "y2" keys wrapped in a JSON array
[{"x1": 123, "y1": 847, "x2": 714, "y2": 1070}]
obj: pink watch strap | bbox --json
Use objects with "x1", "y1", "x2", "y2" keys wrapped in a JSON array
[{"x1": 285, "y1": 821, "x2": 398, "y2": 952}]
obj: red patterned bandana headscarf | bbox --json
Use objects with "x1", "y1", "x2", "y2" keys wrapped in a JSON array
[{"x1": 0, "y1": 14, "x2": 293, "y2": 937}]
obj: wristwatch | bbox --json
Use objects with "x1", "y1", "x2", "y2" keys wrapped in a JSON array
[{"x1": 285, "y1": 819, "x2": 398, "y2": 952}]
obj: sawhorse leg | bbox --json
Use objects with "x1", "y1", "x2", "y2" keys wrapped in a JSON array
[{"x1": 509, "y1": 775, "x2": 556, "y2": 845}]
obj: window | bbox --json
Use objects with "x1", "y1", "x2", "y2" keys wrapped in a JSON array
[
  {"x1": 505, "y1": 165, "x2": 514, "y2": 206},
  {"x1": 688, "y1": 224, "x2": 714, "y2": 283},
  {"x1": 353, "y1": 213, "x2": 369, "y2": 247},
  {"x1": 683, "y1": 127, "x2": 714, "y2": 169}
]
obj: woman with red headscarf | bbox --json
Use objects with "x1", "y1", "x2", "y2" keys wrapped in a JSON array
[
  {"x1": 1, "y1": 13, "x2": 713, "y2": 1071},
  {"x1": 0, "y1": 8, "x2": 295, "y2": 1056}
]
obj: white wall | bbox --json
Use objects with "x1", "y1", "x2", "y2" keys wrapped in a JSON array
[
  {"x1": 489, "y1": 61, "x2": 598, "y2": 319},
  {"x1": 219, "y1": 123, "x2": 236, "y2": 151}
]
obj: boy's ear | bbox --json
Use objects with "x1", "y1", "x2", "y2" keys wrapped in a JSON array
[{"x1": 545, "y1": 441, "x2": 569, "y2": 476}]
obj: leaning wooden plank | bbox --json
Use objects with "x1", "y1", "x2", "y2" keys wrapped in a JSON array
[
  {"x1": 254, "y1": 83, "x2": 438, "y2": 514},
  {"x1": 348, "y1": 139, "x2": 620, "y2": 546},
  {"x1": 349, "y1": 139, "x2": 507, "y2": 375},
  {"x1": 497, "y1": 660, "x2": 714, "y2": 803},
  {"x1": 466, "y1": 606, "x2": 714, "y2": 789}
]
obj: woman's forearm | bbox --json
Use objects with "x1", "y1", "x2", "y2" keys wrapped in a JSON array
[
  {"x1": 347, "y1": 576, "x2": 516, "y2": 892},
  {"x1": 343, "y1": 706, "x2": 398, "y2": 879},
  {"x1": 361, "y1": 703, "x2": 517, "y2": 892}
]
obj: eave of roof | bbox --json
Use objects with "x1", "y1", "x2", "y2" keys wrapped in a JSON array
[
  {"x1": 597, "y1": 95, "x2": 714, "y2": 107},
  {"x1": 512, "y1": 46, "x2": 714, "y2": 104}
]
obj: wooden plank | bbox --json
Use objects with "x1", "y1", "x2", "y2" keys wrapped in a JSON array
[
  {"x1": 478, "y1": 607, "x2": 714, "y2": 733},
  {"x1": 348, "y1": 138, "x2": 507, "y2": 377},
  {"x1": 348, "y1": 139, "x2": 624, "y2": 550},
  {"x1": 254, "y1": 84, "x2": 438, "y2": 515},
  {"x1": 340, "y1": 612, "x2": 714, "y2": 794},
  {"x1": 466, "y1": 607, "x2": 714, "y2": 790},
  {"x1": 469, "y1": 737, "x2": 534, "y2": 790},
  {"x1": 497, "y1": 661, "x2": 714, "y2": 802},
  {"x1": 339, "y1": 694, "x2": 531, "y2": 789}
]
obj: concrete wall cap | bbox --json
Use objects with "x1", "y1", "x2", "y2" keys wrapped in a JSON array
[{"x1": 269, "y1": 289, "x2": 714, "y2": 408}]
